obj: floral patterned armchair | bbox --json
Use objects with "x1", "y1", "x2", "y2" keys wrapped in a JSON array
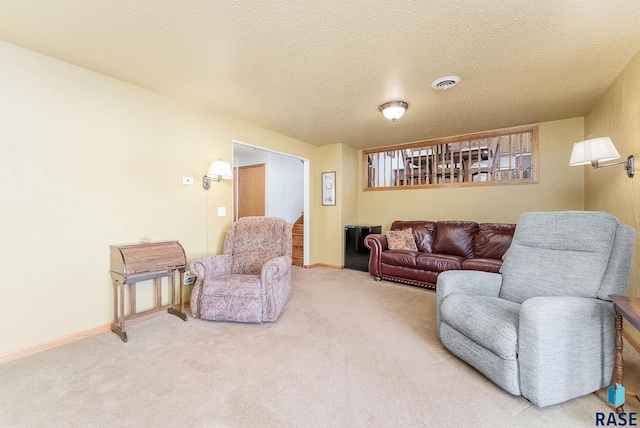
[{"x1": 189, "y1": 216, "x2": 293, "y2": 322}]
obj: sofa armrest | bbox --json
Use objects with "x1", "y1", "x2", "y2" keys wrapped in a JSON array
[
  {"x1": 364, "y1": 234, "x2": 387, "y2": 277},
  {"x1": 519, "y1": 296, "x2": 615, "y2": 407},
  {"x1": 436, "y1": 270, "x2": 502, "y2": 331}
]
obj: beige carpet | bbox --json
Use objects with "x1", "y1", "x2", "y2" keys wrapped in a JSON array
[{"x1": 2, "y1": 267, "x2": 639, "y2": 427}]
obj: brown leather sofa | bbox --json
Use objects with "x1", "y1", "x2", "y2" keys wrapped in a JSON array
[{"x1": 364, "y1": 220, "x2": 515, "y2": 290}]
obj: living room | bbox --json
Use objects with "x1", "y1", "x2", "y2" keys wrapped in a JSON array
[{"x1": 1, "y1": 2, "x2": 640, "y2": 425}]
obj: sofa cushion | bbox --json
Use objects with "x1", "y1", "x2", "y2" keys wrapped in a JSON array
[
  {"x1": 475, "y1": 223, "x2": 516, "y2": 259},
  {"x1": 381, "y1": 250, "x2": 418, "y2": 268},
  {"x1": 441, "y1": 294, "x2": 520, "y2": 360},
  {"x1": 433, "y1": 221, "x2": 477, "y2": 258},
  {"x1": 416, "y1": 253, "x2": 463, "y2": 272},
  {"x1": 461, "y1": 258, "x2": 503, "y2": 273},
  {"x1": 386, "y1": 229, "x2": 418, "y2": 251},
  {"x1": 391, "y1": 221, "x2": 436, "y2": 253}
]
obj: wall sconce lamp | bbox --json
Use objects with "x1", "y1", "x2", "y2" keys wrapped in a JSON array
[
  {"x1": 203, "y1": 159, "x2": 233, "y2": 190},
  {"x1": 379, "y1": 101, "x2": 408, "y2": 122},
  {"x1": 569, "y1": 137, "x2": 634, "y2": 178}
]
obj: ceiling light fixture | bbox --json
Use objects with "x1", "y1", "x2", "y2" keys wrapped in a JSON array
[
  {"x1": 432, "y1": 76, "x2": 460, "y2": 90},
  {"x1": 379, "y1": 101, "x2": 408, "y2": 122}
]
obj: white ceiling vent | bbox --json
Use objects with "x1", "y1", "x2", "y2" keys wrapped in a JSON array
[{"x1": 431, "y1": 76, "x2": 460, "y2": 90}]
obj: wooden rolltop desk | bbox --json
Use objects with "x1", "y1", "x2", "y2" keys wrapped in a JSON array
[{"x1": 110, "y1": 240, "x2": 187, "y2": 342}]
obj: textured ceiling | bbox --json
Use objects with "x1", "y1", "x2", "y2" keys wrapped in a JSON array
[{"x1": 1, "y1": 1, "x2": 640, "y2": 149}]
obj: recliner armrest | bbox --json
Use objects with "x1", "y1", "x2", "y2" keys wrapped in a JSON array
[
  {"x1": 188, "y1": 255, "x2": 233, "y2": 318},
  {"x1": 261, "y1": 255, "x2": 292, "y2": 322},
  {"x1": 189, "y1": 255, "x2": 233, "y2": 279},
  {"x1": 261, "y1": 255, "x2": 291, "y2": 282},
  {"x1": 519, "y1": 296, "x2": 615, "y2": 407}
]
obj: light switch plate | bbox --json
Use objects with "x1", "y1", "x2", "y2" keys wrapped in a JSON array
[
  {"x1": 217, "y1": 207, "x2": 227, "y2": 216},
  {"x1": 182, "y1": 177, "x2": 194, "y2": 185}
]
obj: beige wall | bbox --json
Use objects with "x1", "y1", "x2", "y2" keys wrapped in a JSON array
[
  {"x1": 340, "y1": 144, "x2": 359, "y2": 263},
  {"x1": 317, "y1": 145, "x2": 342, "y2": 266},
  {"x1": 0, "y1": 41, "x2": 320, "y2": 356},
  {"x1": 584, "y1": 49, "x2": 640, "y2": 305},
  {"x1": 357, "y1": 118, "x2": 585, "y2": 230},
  {"x1": 314, "y1": 143, "x2": 360, "y2": 267}
]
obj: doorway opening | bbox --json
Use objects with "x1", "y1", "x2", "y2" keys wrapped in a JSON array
[{"x1": 233, "y1": 141, "x2": 310, "y2": 267}]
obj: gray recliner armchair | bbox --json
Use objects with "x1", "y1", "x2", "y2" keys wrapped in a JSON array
[{"x1": 437, "y1": 211, "x2": 635, "y2": 407}]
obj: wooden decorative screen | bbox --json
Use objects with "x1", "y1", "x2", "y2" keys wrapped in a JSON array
[{"x1": 363, "y1": 124, "x2": 538, "y2": 190}]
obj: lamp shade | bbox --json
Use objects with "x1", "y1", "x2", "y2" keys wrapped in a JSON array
[
  {"x1": 379, "y1": 101, "x2": 408, "y2": 122},
  {"x1": 206, "y1": 160, "x2": 233, "y2": 180},
  {"x1": 569, "y1": 137, "x2": 621, "y2": 166}
]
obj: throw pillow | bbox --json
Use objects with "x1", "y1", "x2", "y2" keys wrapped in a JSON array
[{"x1": 386, "y1": 229, "x2": 418, "y2": 251}]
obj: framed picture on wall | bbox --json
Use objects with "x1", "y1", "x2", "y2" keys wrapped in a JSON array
[{"x1": 322, "y1": 171, "x2": 336, "y2": 206}]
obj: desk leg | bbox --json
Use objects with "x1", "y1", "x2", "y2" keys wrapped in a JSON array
[
  {"x1": 177, "y1": 270, "x2": 185, "y2": 313},
  {"x1": 155, "y1": 278, "x2": 162, "y2": 308},
  {"x1": 111, "y1": 279, "x2": 128, "y2": 343},
  {"x1": 130, "y1": 282, "x2": 136, "y2": 316},
  {"x1": 167, "y1": 269, "x2": 187, "y2": 322},
  {"x1": 614, "y1": 311, "x2": 624, "y2": 414}
]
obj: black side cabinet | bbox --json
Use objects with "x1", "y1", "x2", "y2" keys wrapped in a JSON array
[{"x1": 345, "y1": 225, "x2": 382, "y2": 271}]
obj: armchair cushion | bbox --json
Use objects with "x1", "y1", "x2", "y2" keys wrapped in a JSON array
[
  {"x1": 499, "y1": 211, "x2": 618, "y2": 304},
  {"x1": 439, "y1": 323, "x2": 521, "y2": 395},
  {"x1": 436, "y1": 270, "x2": 502, "y2": 329},
  {"x1": 231, "y1": 251, "x2": 279, "y2": 275},
  {"x1": 226, "y1": 217, "x2": 287, "y2": 255},
  {"x1": 197, "y1": 274, "x2": 263, "y2": 323},
  {"x1": 441, "y1": 295, "x2": 520, "y2": 359}
]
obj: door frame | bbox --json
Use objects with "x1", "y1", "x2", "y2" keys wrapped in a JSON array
[{"x1": 233, "y1": 140, "x2": 310, "y2": 267}]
